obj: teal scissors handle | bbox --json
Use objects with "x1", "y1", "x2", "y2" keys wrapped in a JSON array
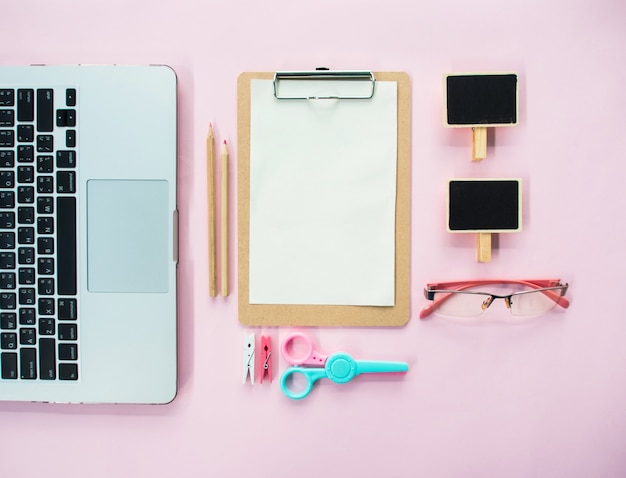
[
  {"x1": 280, "y1": 367, "x2": 328, "y2": 400},
  {"x1": 353, "y1": 359, "x2": 409, "y2": 376},
  {"x1": 280, "y1": 353, "x2": 409, "y2": 400}
]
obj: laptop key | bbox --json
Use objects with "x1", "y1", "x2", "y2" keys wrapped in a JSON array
[
  {"x1": 57, "y1": 197, "x2": 76, "y2": 295},
  {"x1": 57, "y1": 171, "x2": 75, "y2": 193},
  {"x1": 37, "y1": 89, "x2": 54, "y2": 132},
  {"x1": 0, "y1": 273, "x2": 15, "y2": 290},
  {"x1": 39, "y1": 338, "x2": 55, "y2": 380},
  {"x1": 37, "y1": 155, "x2": 53, "y2": 173},
  {"x1": 17, "y1": 247, "x2": 35, "y2": 266},
  {"x1": 0, "y1": 191, "x2": 14, "y2": 208},
  {"x1": 18, "y1": 228, "x2": 35, "y2": 245},
  {"x1": 38, "y1": 278, "x2": 55, "y2": 296},
  {"x1": 1, "y1": 352, "x2": 17, "y2": 379},
  {"x1": 57, "y1": 150, "x2": 76, "y2": 168},
  {"x1": 17, "y1": 145, "x2": 33, "y2": 162},
  {"x1": 0, "y1": 253, "x2": 15, "y2": 270},
  {"x1": 18, "y1": 268, "x2": 35, "y2": 285},
  {"x1": 0, "y1": 232, "x2": 14, "y2": 249},
  {"x1": 18, "y1": 287, "x2": 35, "y2": 305},
  {"x1": 17, "y1": 187, "x2": 35, "y2": 206},
  {"x1": 0, "y1": 212, "x2": 15, "y2": 228},
  {"x1": 37, "y1": 238, "x2": 54, "y2": 255},
  {"x1": 36, "y1": 135, "x2": 53, "y2": 152},
  {"x1": 37, "y1": 217, "x2": 54, "y2": 235},
  {"x1": 1, "y1": 332, "x2": 17, "y2": 349},
  {"x1": 39, "y1": 318, "x2": 55, "y2": 335},
  {"x1": 20, "y1": 347, "x2": 37, "y2": 379},
  {"x1": 58, "y1": 323, "x2": 77, "y2": 341},
  {"x1": 17, "y1": 89, "x2": 34, "y2": 122},
  {"x1": 66, "y1": 130, "x2": 76, "y2": 148},
  {"x1": 59, "y1": 363, "x2": 78, "y2": 380},
  {"x1": 0, "y1": 90, "x2": 15, "y2": 107},
  {"x1": 0, "y1": 109, "x2": 14, "y2": 127},
  {"x1": 58, "y1": 298, "x2": 76, "y2": 320},
  {"x1": 58, "y1": 343, "x2": 77, "y2": 360},
  {"x1": 0, "y1": 130, "x2": 14, "y2": 148},
  {"x1": 38, "y1": 298, "x2": 55, "y2": 316},
  {"x1": 0, "y1": 292, "x2": 16, "y2": 309},
  {"x1": 56, "y1": 109, "x2": 76, "y2": 127},
  {"x1": 19, "y1": 327, "x2": 35, "y2": 345},
  {"x1": 17, "y1": 206, "x2": 34, "y2": 224},
  {"x1": 0, "y1": 312, "x2": 16, "y2": 328},
  {"x1": 18, "y1": 166, "x2": 35, "y2": 184},
  {"x1": 65, "y1": 89, "x2": 76, "y2": 107},
  {"x1": 17, "y1": 125, "x2": 34, "y2": 143},
  {"x1": 37, "y1": 197, "x2": 53, "y2": 214},
  {"x1": 38, "y1": 258, "x2": 54, "y2": 275},
  {"x1": 0, "y1": 150, "x2": 14, "y2": 167},
  {"x1": 19, "y1": 308, "x2": 35, "y2": 325},
  {"x1": 0, "y1": 171, "x2": 14, "y2": 188},
  {"x1": 37, "y1": 176, "x2": 53, "y2": 194}
]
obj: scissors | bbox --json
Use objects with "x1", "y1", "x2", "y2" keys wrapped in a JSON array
[{"x1": 280, "y1": 332, "x2": 408, "y2": 400}]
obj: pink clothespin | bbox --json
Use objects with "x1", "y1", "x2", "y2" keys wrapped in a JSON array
[
  {"x1": 243, "y1": 333, "x2": 255, "y2": 385},
  {"x1": 259, "y1": 336, "x2": 272, "y2": 384}
]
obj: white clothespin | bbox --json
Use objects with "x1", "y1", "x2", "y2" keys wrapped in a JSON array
[{"x1": 243, "y1": 333, "x2": 255, "y2": 385}]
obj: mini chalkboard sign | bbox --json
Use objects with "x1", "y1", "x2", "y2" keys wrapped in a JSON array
[
  {"x1": 447, "y1": 179, "x2": 522, "y2": 262},
  {"x1": 444, "y1": 73, "x2": 518, "y2": 161}
]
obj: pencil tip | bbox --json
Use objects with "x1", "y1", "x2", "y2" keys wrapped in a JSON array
[{"x1": 224, "y1": 140, "x2": 227, "y2": 145}]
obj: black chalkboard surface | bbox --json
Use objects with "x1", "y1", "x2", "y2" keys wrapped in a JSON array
[
  {"x1": 445, "y1": 74, "x2": 518, "y2": 126},
  {"x1": 448, "y1": 179, "x2": 521, "y2": 232}
]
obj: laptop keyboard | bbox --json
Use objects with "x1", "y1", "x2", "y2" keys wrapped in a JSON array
[{"x1": 0, "y1": 87, "x2": 78, "y2": 381}]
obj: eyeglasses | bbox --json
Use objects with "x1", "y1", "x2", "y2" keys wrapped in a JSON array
[{"x1": 420, "y1": 279, "x2": 569, "y2": 319}]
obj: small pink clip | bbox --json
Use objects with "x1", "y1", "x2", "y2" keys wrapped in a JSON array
[{"x1": 259, "y1": 336, "x2": 272, "y2": 384}]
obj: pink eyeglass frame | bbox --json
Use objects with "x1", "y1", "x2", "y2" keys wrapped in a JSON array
[{"x1": 419, "y1": 279, "x2": 570, "y2": 319}]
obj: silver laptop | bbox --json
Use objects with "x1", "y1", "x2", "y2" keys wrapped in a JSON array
[{"x1": 0, "y1": 65, "x2": 178, "y2": 403}]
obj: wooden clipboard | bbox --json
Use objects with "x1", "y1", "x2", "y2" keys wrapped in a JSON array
[{"x1": 237, "y1": 71, "x2": 411, "y2": 326}]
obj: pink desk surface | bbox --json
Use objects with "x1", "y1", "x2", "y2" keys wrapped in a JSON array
[{"x1": 3, "y1": 0, "x2": 626, "y2": 476}]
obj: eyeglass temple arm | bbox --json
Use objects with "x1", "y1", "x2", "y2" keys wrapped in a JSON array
[
  {"x1": 427, "y1": 279, "x2": 562, "y2": 290},
  {"x1": 419, "y1": 279, "x2": 570, "y2": 319}
]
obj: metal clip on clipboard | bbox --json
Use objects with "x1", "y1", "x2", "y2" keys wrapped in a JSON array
[{"x1": 273, "y1": 70, "x2": 376, "y2": 100}]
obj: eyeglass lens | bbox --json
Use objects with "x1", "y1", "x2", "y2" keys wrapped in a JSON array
[{"x1": 431, "y1": 285, "x2": 565, "y2": 317}]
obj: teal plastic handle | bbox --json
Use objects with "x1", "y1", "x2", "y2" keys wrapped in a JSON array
[
  {"x1": 355, "y1": 360, "x2": 409, "y2": 375},
  {"x1": 280, "y1": 367, "x2": 328, "y2": 400}
]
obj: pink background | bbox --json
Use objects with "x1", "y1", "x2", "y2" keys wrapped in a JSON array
[{"x1": 3, "y1": 0, "x2": 626, "y2": 476}]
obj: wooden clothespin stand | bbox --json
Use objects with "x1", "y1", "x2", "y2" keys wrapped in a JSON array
[
  {"x1": 472, "y1": 127, "x2": 488, "y2": 161},
  {"x1": 477, "y1": 232, "x2": 491, "y2": 262}
]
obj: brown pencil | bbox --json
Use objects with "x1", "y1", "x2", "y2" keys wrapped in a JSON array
[
  {"x1": 207, "y1": 124, "x2": 217, "y2": 297},
  {"x1": 220, "y1": 140, "x2": 229, "y2": 297}
]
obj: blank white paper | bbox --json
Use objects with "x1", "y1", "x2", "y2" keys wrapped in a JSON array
[{"x1": 249, "y1": 79, "x2": 397, "y2": 306}]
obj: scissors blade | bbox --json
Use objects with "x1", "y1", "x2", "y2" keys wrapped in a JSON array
[{"x1": 355, "y1": 360, "x2": 408, "y2": 375}]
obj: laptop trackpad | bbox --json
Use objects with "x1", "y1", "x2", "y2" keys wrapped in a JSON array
[{"x1": 87, "y1": 180, "x2": 169, "y2": 293}]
